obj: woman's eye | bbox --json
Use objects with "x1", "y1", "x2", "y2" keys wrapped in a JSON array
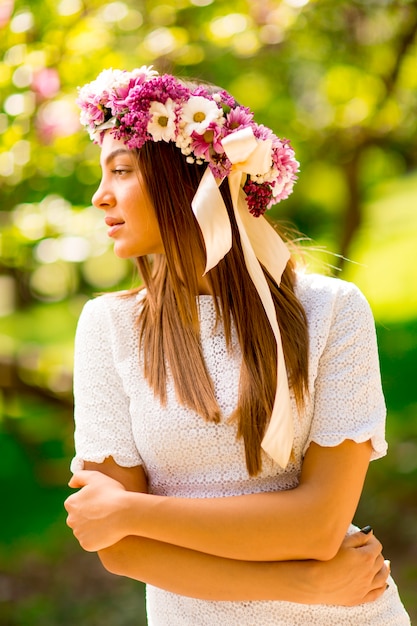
[{"x1": 112, "y1": 168, "x2": 131, "y2": 176}]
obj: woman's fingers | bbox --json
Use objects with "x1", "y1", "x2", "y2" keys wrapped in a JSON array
[{"x1": 68, "y1": 469, "x2": 108, "y2": 489}]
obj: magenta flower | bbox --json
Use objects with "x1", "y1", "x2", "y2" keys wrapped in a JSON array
[
  {"x1": 191, "y1": 85, "x2": 213, "y2": 100},
  {"x1": 243, "y1": 180, "x2": 274, "y2": 216},
  {"x1": 208, "y1": 153, "x2": 232, "y2": 180},
  {"x1": 216, "y1": 90, "x2": 236, "y2": 108},
  {"x1": 191, "y1": 122, "x2": 224, "y2": 161}
]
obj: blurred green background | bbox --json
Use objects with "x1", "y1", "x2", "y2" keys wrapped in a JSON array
[{"x1": 0, "y1": 0, "x2": 416, "y2": 623}]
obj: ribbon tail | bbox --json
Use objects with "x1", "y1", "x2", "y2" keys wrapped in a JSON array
[
  {"x1": 233, "y1": 190, "x2": 293, "y2": 468},
  {"x1": 192, "y1": 162, "x2": 294, "y2": 467},
  {"x1": 237, "y1": 201, "x2": 290, "y2": 287},
  {"x1": 260, "y1": 366, "x2": 293, "y2": 468},
  {"x1": 191, "y1": 168, "x2": 232, "y2": 273}
]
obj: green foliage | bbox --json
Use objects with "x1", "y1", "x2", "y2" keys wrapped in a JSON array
[
  {"x1": 1, "y1": 0, "x2": 417, "y2": 308},
  {"x1": 1, "y1": 0, "x2": 416, "y2": 622}
]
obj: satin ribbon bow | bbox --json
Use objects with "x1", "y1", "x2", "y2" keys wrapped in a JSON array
[{"x1": 191, "y1": 126, "x2": 294, "y2": 469}]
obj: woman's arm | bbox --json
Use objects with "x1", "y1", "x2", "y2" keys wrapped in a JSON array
[
  {"x1": 100, "y1": 533, "x2": 388, "y2": 606},
  {"x1": 67, "y1": 439, "x2": 372, "y2": 562},
  {"x1": 65, "y1": 457, "x2": 389, "y2": 606}
]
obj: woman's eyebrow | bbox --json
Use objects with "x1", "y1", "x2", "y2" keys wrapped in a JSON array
[{"x1": 103, "y1": 148, "x2": 133, "y2": 166}]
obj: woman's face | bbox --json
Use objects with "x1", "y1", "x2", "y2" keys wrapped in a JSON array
[{"x1": 92, "y1": 132, "x2": 164, "y2": 258}]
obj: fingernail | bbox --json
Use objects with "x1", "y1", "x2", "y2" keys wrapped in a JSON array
[
  {"x1": 384, "y1": 559, "x2": 391, "y2": 571},
  {"x1": 360, "y1": 525, "x2": 373, "y2": 534}
]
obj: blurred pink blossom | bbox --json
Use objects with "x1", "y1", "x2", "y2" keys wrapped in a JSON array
[
  {"x1": 36, "y1": 100, "x2": 80, "y2": 143},
  {"x1": 32, "y1": 68, "x2": 61, "y2": 100},
  {"x1": 0, "y1": 0, "x2": 14, "y2": 28}
]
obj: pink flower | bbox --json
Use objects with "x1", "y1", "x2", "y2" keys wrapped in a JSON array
[
  {"x1": 191, "y1": 122, "x2": 224, "y2": 161},
  {"x1": 271, "y1": 139, "x2": 299, "y2": 195},
  {"x1": 78, "y1": 97, "x2": 106, "y2": 129},
  {"x1": 252, "y1": 123, "x2": 274, "y2": 142},
  {"x1": 208, "y1": 153, "x2": 232, "y2": 179},
  {"x1": 225, "y1": 106, "x2": 253, "y2": 131},
  {"x1": 107, "y1": 72, "x2": 153, "y2": 114}
]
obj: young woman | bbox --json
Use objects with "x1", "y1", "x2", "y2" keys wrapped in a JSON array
[{"x1": 65, "y1": 67, "x2": 410, "y2": 624}]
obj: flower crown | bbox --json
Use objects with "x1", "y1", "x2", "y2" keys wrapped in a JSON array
[{"x1": 77, "y1": 67, "x2": 299, "y2": 217}]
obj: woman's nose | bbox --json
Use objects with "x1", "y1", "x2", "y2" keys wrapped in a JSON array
[{"x1": 92, "y1": 181, "x2": 115, "y2": 210}]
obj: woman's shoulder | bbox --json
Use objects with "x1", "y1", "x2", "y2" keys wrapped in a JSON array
[
  {"x1": 294, "y1": 270, "x2": 372, "y2": 320},
  {"x1": 83, "y1": 288, "x2": 145, "y2": 311},
  {"x1": 77, "y1": 289, "x2": 145, "y2": 332},
  {"x1": 295, "y1": 269, "x2": 366, "y2": 300}
]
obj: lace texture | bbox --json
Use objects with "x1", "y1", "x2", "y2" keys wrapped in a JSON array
[{"x1": 71, "y1": 273, "x2": 410, "y2": 625}]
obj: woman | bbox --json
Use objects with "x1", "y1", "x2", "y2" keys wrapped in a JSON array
[{"x1": 65, "y1": 67, "x2": 410, "y2": 624}]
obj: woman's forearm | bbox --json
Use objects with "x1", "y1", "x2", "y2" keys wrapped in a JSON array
[
  {"x1": 121, "y1": 441, "x2": 372, "y2": 561},
  {"x1": 99, "y1": 536, "x2": 315, "y2": 602},
  {"x1": 98, "y1": 532, "x2": 388, "y2": 606}
]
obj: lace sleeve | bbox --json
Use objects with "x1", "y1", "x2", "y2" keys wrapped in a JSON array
[
  {"x1": 70, "y1": 296, "x2": 143, "y2": 472},
  {"x1": 305, "y1": 280, "x2": 387, "y2": 460}
]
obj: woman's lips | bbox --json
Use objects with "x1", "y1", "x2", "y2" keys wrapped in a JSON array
[{"x1": 105, "y1": 217, "x2": 125, "y2": 237}]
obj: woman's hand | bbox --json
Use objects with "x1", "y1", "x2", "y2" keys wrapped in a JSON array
[
  {"x1": 311, "y1": 529, "x2": 390, "y2": 606},
  {"x1": 65, "y1": 470, "x2": 134, "y2": 552}
]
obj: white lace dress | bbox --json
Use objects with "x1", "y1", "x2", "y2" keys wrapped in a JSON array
[{"x1": 71, "y1": 272, "x2": 411, "y2": 625}]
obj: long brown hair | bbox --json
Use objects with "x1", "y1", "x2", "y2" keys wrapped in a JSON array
[{"x1": 134, "y1": 141, "x2": 309, "y2": 476}]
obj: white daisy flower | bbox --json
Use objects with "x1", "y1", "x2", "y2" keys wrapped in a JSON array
[
  {"x1": 181, "y1": 96, "x2": 222, "y2": 135},
  {"x1": 131, "y1": 65, "x2": 158, "y2": 81},
  {"x1": 147, "y1": 99, "x2": 177, "y2": 142},
  {"x1": 94, "y1": 69, "x2": 125, "y2": 96}
]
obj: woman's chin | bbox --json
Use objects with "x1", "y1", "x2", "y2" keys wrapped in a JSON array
[
  {"x1": 112, "y1": 243, "x2": 132, "y2": 259},
  {"x1": 112, "y1": 241, "x2": 164, "y2": 258}
]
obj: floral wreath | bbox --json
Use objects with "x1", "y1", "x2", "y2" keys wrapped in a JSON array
[{"x1": 77, "y1": 66, "x2": 299, "y2": 217}]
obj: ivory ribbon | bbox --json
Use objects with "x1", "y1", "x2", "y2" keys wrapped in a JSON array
[{"x1": 191, "y1": 126, "x2": 293, "y2": 468}]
